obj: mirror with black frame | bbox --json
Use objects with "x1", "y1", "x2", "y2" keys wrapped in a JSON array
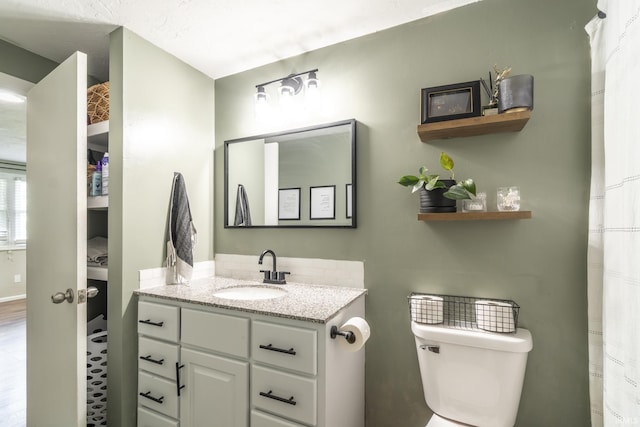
[{"x1": 224, "y1": 119, "x2": 356, "y2": 228}]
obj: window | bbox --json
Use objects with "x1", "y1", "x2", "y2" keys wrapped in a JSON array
[{"x1": 0, "y1": 166, "x2": 27, "y2": 247}]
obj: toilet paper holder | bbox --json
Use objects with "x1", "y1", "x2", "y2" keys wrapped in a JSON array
[{"x1": 330, "y1": 325, "x2": 356, "y2": 344}]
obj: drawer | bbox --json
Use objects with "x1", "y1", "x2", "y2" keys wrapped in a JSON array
[
  {"x1": 252, "y1": 365, "x2": 317, "y2": 426},
  {"x1": 137, "y1": 406, "x2": 178, "y2": 427},
  {"x1": 138, "y1": 301, "x2": 180, "y2": 342},
  {"x1": 138, "y1": 371, "x2": 179, "y2": 419},
  {"x1": 181, "y1": 308, "x2": 249, "y2": 358},
  {"x1": 252, "y1": 321, "x2": 317, "y2": 375},
  {"x1": 251, "y1": 409, "x2": 305, "y2": 427},
  {"x1": 138, "y1": 336, "x2": 179, "y2": 379}
]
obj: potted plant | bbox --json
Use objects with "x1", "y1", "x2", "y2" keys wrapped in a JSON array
[{"x1": 398, "y1": 151, "x2": 477, "y2": 213}]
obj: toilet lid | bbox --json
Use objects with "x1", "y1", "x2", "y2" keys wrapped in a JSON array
[{"x1": 426, "y1": 414, "x2": 468, "y2": 427}]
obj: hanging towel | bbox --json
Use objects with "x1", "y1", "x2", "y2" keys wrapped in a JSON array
[
  {"x1": 234, "y1": 184, "x2": 252, "y2": 226},
  {"x1": 166, "y1": 172, "x2": 197, "y2": 284}
]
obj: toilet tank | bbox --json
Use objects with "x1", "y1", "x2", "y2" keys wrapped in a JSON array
[{"x1": 411, "y1": 322, "x2": 533, "y2": 427}]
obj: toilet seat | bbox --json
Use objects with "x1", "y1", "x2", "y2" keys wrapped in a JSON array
[{"x1": 426, "y1": 414, "x2": 469, "y2": 427}]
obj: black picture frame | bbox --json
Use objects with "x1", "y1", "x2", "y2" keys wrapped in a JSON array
[
  {"x1": 421, "y1": 80, "x2": 481, "y2": 124},
  {"x1": 346, "y1": 184, "x2": 353, "y2": 219},
  {"x1": 278, "y1": 188, "x2": 301, "y2": 220},
  {"x1": 310, "y1": 185, "x2": 336, "y2": 220}
]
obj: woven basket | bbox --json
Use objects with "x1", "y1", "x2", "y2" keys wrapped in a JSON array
[{"x1": 87, "y1": 82, "x2": 110, "y2": 124}]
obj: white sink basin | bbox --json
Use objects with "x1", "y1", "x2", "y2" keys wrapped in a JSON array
[{"x1": 213, "y1": 286, "x2": 287, "y2": 301}]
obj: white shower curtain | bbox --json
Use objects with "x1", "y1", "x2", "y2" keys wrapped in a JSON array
[{"x1": 586, "y1": 2, "x2": 640, "y2": 426}]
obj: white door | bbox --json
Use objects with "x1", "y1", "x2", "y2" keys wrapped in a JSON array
[{"x1": 26, "y1": 52, "x2": 88, "y2": 426}]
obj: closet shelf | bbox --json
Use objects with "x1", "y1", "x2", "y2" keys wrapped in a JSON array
[
  {"x1": 88, "y1": 120, "x2": 109, "y2": 151},
  {"x1": 417, "y1": 111, "x2": 531, "y2": 142},
  {"x1": 87, "y1": 265, "x2": 108, "y2": 281},
  {"x1": 418, "y1": 211, "x2": 532, "y2": 221},
  {"x1": 88, "y1": 195, "x2": 108, "y2": 210}
]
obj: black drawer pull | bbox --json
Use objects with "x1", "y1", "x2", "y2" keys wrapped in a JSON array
[
  {"x1": 259, "y1": 344, "x2": 296, "y2": 356},
  {"x1": 176, "y1": 363, "x2": 186, "y2": 397},
  {"x1": 139, "y1": 355, "x2": 165, "y2": 365},
  {"x1": 139, "y1": 391, "x2": 164, "y2": 404},
  {"x1": 259, "y1": 390, "x2": 297, "y2": 406},
  {"x1": 139, "y1": 319, "x2": 164, "y2": 327}
]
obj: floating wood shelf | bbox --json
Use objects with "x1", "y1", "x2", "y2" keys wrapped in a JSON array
[
  {"x1": 417, "y1": 111, "x2": 531, "y2": 142},
  {"x1": 418, "y1": 210, "x2": 532, "y2": 222}
]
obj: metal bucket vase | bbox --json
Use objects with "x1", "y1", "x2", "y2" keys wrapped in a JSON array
[
  {"x1": 498, "y1": 74, "x2": 534, "y2": 113},
  {"x1": 419, "y1": 180, "x2": 456, "y2": 213}
]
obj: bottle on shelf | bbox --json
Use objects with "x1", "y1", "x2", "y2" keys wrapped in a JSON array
[
  {"x1": 101, "y1": 152, "x2": 109, "y2": 196},
  {"x1": 90, "y1": 161, "x2": 102, "y2": 197}
]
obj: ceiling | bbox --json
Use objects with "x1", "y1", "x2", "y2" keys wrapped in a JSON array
[
  {"x1": 0, "y1": 0, "x2": 479, "y2": 163},
  {"x1": 0, "y1": 0, "x2": 479, "y2": 81}
]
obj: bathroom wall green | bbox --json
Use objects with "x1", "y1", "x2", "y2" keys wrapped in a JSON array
[
  {"x1": 108, "y1": 27, "x2": 215, "y2": 426},
  {"x1": 214, "y1": 0, "x2": 594, "y2": 425},
  {"x1": 0, "y1": 39, "x2": 57, "y2": 83}
]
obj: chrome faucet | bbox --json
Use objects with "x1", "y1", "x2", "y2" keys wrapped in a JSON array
[{"x1": 258, "y1": 249, "x2": 290, "y2": 284}]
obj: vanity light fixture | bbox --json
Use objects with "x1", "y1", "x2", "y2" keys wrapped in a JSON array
[
  {"x1": 254, "y1": 69, "x2": 320, "y2": 109},
  {"x1": 255, "y1": 86, "x2": 269, "y2": 103},
  {"x1": 305, "y1": 71, "x2": 320, "y2": 90}
]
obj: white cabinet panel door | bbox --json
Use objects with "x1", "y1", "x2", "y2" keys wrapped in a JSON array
[
  {"x1": 180, "y1": 347, "x2": 249, "y2": 427},
  {"x1": 26, "y1": 51, "x2": 88, "y2": 427}
]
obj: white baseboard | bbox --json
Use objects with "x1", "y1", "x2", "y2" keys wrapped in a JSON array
[{"x1": 0, "y1": 294, "x2": 26, "y2": 303}]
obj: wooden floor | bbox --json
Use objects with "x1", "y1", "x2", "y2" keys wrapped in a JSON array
[{"x1": 0, "y1": 299, "x2": 26, "y2": 427}]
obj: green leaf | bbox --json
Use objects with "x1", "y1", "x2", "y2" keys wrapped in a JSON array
[
  {"x1": 431, "y1": 180, "x2": 447, "y2": 189},
  {"x1": 443, "y1": 184, "x2": 472, "y2": 200},
  {"x1": 461, "y1": 178, "x2": 476, "y2": 196},
  {"x1": 439, "y1": 152, "x2": 454, "y2": 171},
  {"x1": 424, "y1": 176, "x2": 441, "y2": 191},
  {"x1": 398, "y1": 175, "x2": 419, "y2": 187},
  {"x1": 411, "y1": 180, "x2": 425, "y2": 193}
]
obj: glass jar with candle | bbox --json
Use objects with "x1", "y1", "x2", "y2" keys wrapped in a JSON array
[{"x1": 497, "y1": 187, "x2": 521, "y2": 211}]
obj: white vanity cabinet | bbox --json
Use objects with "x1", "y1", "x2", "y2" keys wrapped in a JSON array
[
  {"x1": 136, "y1": 291, "x2": 365, "y2": 427},
  {"x1": 137, "y1": 302, "x2": 181, "y2": 421},
  {"x1": 179, "y1": 308, "x2": 250, "y2": 427}
]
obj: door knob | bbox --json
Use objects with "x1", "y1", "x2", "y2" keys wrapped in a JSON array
[
  {"x1": 87, "y1": 286, "x2": 99, "y2": 298},
  {"x1": 51, "y1": 288, "x2": 74, "y2": 304},
  {"x1": 78, "y1": 286, "x2": 99, "y2": 304}
]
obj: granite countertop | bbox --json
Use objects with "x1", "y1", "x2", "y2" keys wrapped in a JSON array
[{"x1": 135, "y1": 277, "x2": 367, "y2": 324}]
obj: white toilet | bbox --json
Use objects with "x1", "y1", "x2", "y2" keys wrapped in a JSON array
[{"x1": 411, "y1": 322, "x2": 533, "y2": 427}]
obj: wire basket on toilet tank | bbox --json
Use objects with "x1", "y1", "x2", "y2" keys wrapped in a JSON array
[{"x1": 408, "y1": 292, "x2": 519, "y2": 333}]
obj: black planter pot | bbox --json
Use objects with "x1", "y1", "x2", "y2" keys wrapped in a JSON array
[
  {"x1": 498, "y1": 74, "x2": 534, "y2": 113},
  {"x1": 419, "y1": 180, "x2": 456, "y2": 213}
]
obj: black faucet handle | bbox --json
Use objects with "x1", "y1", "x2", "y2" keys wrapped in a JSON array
[
  {"x1": 276, "y1": 271, "x2": 290, "y2": 282},
  {"x1": 259, "y1": 270, "x2": 272, "y2": 281}
]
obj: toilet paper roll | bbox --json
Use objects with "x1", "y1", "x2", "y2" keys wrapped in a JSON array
[
  {"x1": 410, "y1": 295, "x2": 444, "y2": 324},
  {"x1": 337, "y1": 317, "x2": 370, "y2": 352},
  {"x1": 475, "y1": 300, "x2": 515, "y2": 333}
]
